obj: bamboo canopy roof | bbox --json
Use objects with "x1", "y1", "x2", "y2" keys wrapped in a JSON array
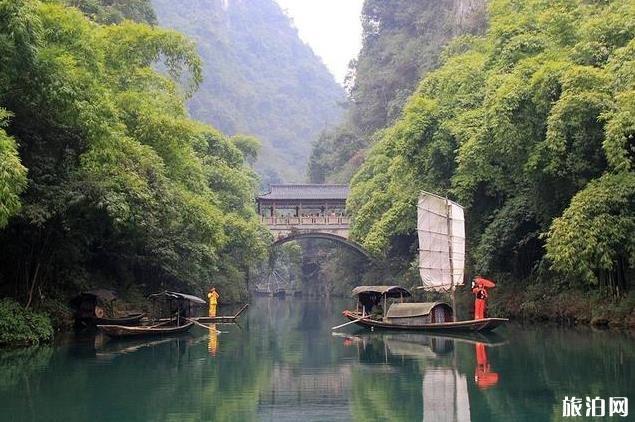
[
  {"x1": 71, "y1": 289, "x2": 117, "y2": 303},
  {"x1": 351, "y1": 286, "x2": 412, "y2": 298},
  {"x1": 385, "y1": 302, "x2": 451, "y2": 318}
]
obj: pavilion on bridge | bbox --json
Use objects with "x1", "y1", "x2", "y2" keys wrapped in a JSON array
[{"x1": 256, "y1": 184, "x2": 349, "y2": 218}]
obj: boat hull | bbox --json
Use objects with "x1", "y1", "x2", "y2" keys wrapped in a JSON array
[
  {"x1": 192, "y1": 316, "x2": 237, "y2": 323},
  {"x1": 97, "y1": 322, "x2": 194, "y2": 338},
  {"x1": 342, "y1": 310, "x2": 507, "y2": 332},
  {"x1": 192, "y1": 304, "x2": 249, "y2": 323},
  {"x1": 78, "y1": 313, "x2": 145, "y2": 327}
]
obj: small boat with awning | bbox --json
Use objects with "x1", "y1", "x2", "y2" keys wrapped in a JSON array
[
  {"x1": 337, "y1": 191, "x2": 508, "y2": 332},
  {"x1": 97, "y1": 291, "x2": 206, "y2": 338},
  {"x1": 340, "y1": 286, "x2": 507, "y2": 332},
  {"x1": 71, "y1": 289, "x2": 144, "y2": 327}
]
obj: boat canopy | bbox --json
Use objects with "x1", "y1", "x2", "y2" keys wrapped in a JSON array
[
  {"x1": 351, "y1": 286, "x2": 412, "y2": 298},
  {"x1": 148, "y1": 291, "x2": 206, "y2": 304},
  {"x1": 70, "y1": 289, "x2": 117, "y2": 308},
  {"x1": 386, "y1": 302, "x2": 451, "y2": 318}
]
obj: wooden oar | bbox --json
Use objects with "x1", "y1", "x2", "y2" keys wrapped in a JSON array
[
  {"x1": 331, "y1": 316, "x2": 369, "y2": 331},
  {"x1": 187, "y1": 318, "x2": 221, "y2": 332},
  {"x1": 233, "y1": 304, "x2": 249, "y2": 318}
]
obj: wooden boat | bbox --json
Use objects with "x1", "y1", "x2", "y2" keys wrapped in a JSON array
[
  {"x1": 97, "y1": 290, "x2": 208, "y2": 338},
  {"x1": 337, "y1": 192, "x2": 508, "y2": 332},
  {"x1": 90, "y1": 313, "x2": 144, "y2": 326},
  {"x1": 97, "y1": 321, "x2": 194, "y2": 338},
  {"x1": 342, "y1": 310, "x2": 507, "y2": 332},
  {"x1": 71, "y1": 289, "x2": 144, "y2": 326},
  {"x1": 192, "y1": 304, "x2": 249, "y2": 323}
]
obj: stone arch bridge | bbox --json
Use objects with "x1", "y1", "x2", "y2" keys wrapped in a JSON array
[{"x1": 256, "y1": 184, "x2": 370, "y2": 258}]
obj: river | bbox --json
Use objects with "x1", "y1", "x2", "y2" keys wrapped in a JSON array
[{"x1": 0, "y1": 297, "x2": 633, "y2": 421}]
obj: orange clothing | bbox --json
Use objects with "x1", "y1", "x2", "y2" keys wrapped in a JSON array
[
  {"x1": 474, "y1": 298, "x2": 486, "y2": 320},
  {"x1": 208, "y1": 291, "x2": 219, "y2": 317},
  {"x1": 472, "y1": 285, "x2": 488, "y2": 319},
  {"x1": 208, "y1": 291, "x2": 219, "y2": 305}
]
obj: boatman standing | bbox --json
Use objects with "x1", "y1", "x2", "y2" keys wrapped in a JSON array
[
  {"x1": 472, "y1": 276, "x2": 495, "y2": 320},
  {"x1": 208, "y1": 287, "x2": 219, "y2": 317}
]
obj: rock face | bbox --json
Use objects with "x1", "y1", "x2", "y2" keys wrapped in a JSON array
[
  {"x1": 308, "y1": 0, "x2": 488, "y2": 183},
  {"x1": 452, "y1": 0, "x2": 487, "y2": 30},
  {"x1": 152, "y1": 0, "x2": 345, "y2": 184}
]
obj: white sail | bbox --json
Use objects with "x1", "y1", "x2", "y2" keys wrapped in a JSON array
[
  {"x1": 422, "y1": 368, "x2": 471, "y2": 422},
  {"x1": 417, "y1": 192, "x2": 465, "y2": 291}
]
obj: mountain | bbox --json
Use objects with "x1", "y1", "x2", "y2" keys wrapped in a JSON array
[
  {"x1": 308, "y1": 0, "x2": 487, "y2": 183},
  {"x1": 152, "y1": 0, "x2": 345, "y2": 184}
]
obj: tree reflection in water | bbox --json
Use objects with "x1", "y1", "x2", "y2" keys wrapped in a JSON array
[{"x1": 0, "y1": 299, "x2": 633, "y2": 422}]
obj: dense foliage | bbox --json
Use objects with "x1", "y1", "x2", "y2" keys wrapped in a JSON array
[
  {"x1": 348, "y1": 0, "x2": 635, "y2": 295},
  {"x1": 308, "y1": 0, "x2": 487, "y2": 183},
  {"x1": 0, "y1": 0, "x2": 269, "y2": 309},
  {"x1": 152, "y1": 0, "x2": 345, "y2": 184},
  {"x1": 66, "y1": 0, "x2": 156, "y2": 24},
  {"x1": 0, "y1": 298, "x2": 53, "y2": 346}
]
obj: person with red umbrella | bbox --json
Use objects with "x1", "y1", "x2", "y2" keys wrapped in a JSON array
[{"x1": 472, "y1": 276, "x2": 495, "y2": 320}]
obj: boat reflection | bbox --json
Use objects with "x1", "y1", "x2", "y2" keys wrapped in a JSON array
[{"x1": 339, "y1": 331, "x2": 504, "y2": 421}]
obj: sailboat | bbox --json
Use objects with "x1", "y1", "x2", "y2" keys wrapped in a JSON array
[{"x1": 339, "y1": 192, "x2": 508, "y2": 332}]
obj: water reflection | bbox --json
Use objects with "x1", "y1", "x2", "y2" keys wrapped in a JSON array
[
  {"x1": 0, "y1": 298, "x2": 633, "y2": 422},
  {"x1": 208, "y1": 324, "x2": 219, "y2": 356},
  {"x1": 341, "y1": 331, "x2": 503, "y2": 422}
]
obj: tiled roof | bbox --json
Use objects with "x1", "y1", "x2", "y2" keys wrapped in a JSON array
[{"x1": 257, "y1": 184, "x2": 349, "y2": 201}]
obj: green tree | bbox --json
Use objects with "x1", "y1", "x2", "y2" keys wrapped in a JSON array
[
  {"x1": 0, "y1": 0, "x2": 268, "y2": 309},
  {"x1": 348, "y1": 0, "x2": 635, "y2": 297}
]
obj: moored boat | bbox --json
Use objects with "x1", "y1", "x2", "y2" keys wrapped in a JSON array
[
  {"x1": 97, "y1": 322, "x2": 194, "y2": 338},
  {"x1": 71, "y1": 289, "x2": 145, "y2": 327},
  {"x1": 92, "y1": 313, "x2": 144, "y2": 326}
]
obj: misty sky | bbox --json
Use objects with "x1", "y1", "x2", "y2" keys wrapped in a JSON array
[{"x1": 275, "y1": 0, "x2": 364, "y2": 84}]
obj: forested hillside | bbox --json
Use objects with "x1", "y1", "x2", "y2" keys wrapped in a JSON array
[
  {"x1": 152, "y1": 0, "x2": 345, "y2": 184},
  {"x1": 309, "y1": 0, "x2": 487, "y2": 183},
  {"x1": 348, "y1": 0, "x2": 635, "y2": 321},
  {"x1": 0, "y1": 0, "x2": 269, "y2": 329}
]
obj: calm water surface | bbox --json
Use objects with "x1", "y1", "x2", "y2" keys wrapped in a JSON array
[{"x1": 0, "y1": 297, "x2": 633, "y2": 421}]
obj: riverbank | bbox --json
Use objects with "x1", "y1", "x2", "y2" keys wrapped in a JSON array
[
  {"x1": 486, "y1": 284, "x2": 635, "y2": 328},
  {"x1": 2, "y1": 282, "x2": 634, "y2": 348},
  {"x1": 0, "y1": 299, "x2": 54, "y2": 347}
]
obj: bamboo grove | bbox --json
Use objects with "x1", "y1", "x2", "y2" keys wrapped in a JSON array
[
  {"x1": 0, "y1": 0, "x2": 270, "y2": 307},
  {"x1": 347, "y1": 0, "x2": 634, "y2": 296}
]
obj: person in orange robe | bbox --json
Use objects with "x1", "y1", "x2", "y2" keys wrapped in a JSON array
[
  {"x1": 472, "y1": 282, "x2": 488, "y2": 319},
  {"x1": 208, "y1": 287, "x2": 219, "y2": 317}
]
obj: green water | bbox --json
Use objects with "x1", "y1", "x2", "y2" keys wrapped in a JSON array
[{"x1": 0, "y1": 297, "x2": 633, "y2": 421}]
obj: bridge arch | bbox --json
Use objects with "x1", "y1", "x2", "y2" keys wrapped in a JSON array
[{"x1": 272, "y1": 232, "x2": 371, "y2": 259}]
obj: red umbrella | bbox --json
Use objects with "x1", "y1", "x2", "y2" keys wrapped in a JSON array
[{"x1": 474, "y1": 276, "x2": 496, "y2": 288}]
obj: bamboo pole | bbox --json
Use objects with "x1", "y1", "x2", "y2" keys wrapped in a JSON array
[
  {"x1": 233, "y1": 304, "x2": 249, "y2": 318},
  {"x1": 187, "y1": 318, "x2": 221, "y2": 332},
  {"x1": 331, "y1": 316, "x2": 369, "y2": 331}
]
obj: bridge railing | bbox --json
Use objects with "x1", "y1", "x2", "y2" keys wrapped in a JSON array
[{"x1": 260, "y1": 216, "x2": 350, "y2": 226}]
